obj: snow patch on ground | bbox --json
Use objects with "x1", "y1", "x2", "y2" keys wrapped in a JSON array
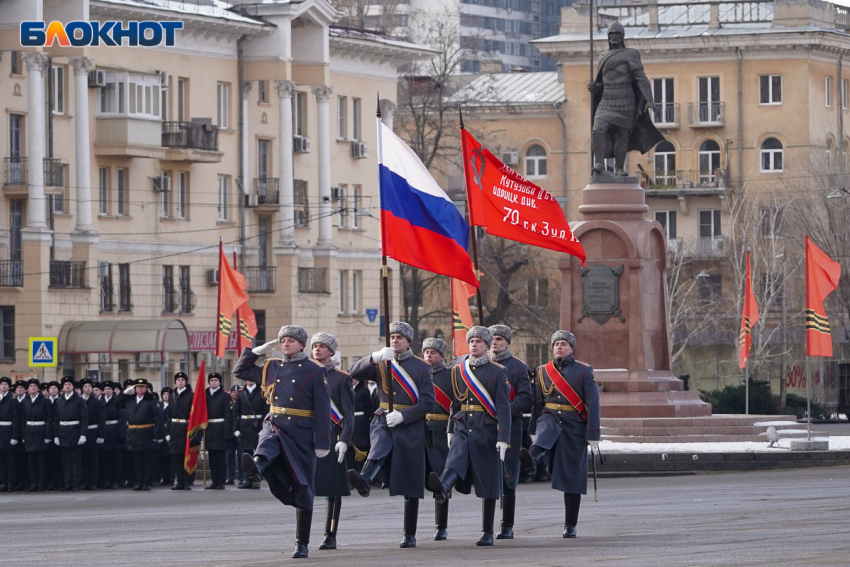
[
  {"x1": 753, "y1": 421, "x2": 798, "y2": 426},
  {"x1": 598, "y1": 436, "x2": 850, "y2": 453}
]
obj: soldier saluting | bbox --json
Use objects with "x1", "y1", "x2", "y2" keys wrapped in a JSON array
[
  {"x1": 421, "y1": 337, "x2": 452, "y2": 541},
  {"x1": 234, "y1": 325, "x2": 331, "y2": 559},
  {"x1": 347, "y1": 321, "x2": 435, "y2": 549},
  {"x1": 520, "y1": 331, "x2": 601, "y2": 538}
]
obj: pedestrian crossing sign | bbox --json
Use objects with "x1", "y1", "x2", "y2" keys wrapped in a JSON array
[{"x1": 29, "y1": 337, "x2": 58, "y2": 368}]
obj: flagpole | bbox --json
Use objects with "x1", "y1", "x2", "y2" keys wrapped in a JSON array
[
  {"x1": 744, "y1": 359, "x2": 749, "y2": 415},
  {"x1": 377, "y1": 94, "x2": 393, "y2": 413},
  {"x1": 233, "y1": 249, "x2": 241, "y2": 354},
  {"x1": 805, "y1": 356, "x2": 812, "y2": 441},
  {"x1": 214, "y1": 237, "x2": 224, "y2": 357},
  {"x1": 459, "y1": 108, "x2": 484, "y2": 326}
]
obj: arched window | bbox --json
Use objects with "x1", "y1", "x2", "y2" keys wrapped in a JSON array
[
  {"x1": 760, "y1": 137, "x2": 783, "y2": 172},
  {"x1": 654, "y1": 141, "x2": 676, "y2": 187},
  {"x1": 826, "y1": 139, "x2": 833, "y2": 171},
  {"x1": 525, "y1": 144, "x2": 547, "y2": 178},
  {"x1": 698, "y1": 139, "x2": 721, "y2": 184}
]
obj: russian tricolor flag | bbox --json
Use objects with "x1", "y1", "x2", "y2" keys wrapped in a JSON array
[{"x1": 378, "y1": 121, "x2": 479, "y2": 288}]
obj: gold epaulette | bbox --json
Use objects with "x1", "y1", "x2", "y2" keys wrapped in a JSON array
[
  {"x1": 306, "y1": 358, "x2": 324, "y2": 367},
  {"x1": 413, "y1": 355, "x2": 426, "y2": 363},
  {"x1": 491, "y1": 361, "x2": 505, "y2": 369},
  {"x1": 574, "y1": 360, "x2": 590, "y2": 367}
]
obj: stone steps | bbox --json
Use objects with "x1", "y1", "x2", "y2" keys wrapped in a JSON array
[
  {"x1": 603, "y1": 431, "x2": 830, "y2": 443},
  {"x1": 598, "y1": 414, "x2": 827, "y2": 443}
]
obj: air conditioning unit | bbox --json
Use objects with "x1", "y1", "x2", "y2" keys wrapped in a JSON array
[
  {"x1": 294, "y1": 135, "x2": 311, "y2": 154},
  {"x1": 88, "y1": 69, "x2": 106, "y2": 88},
  {"x1": 98, "y1": 262, "x2": 110, "y2": 278},
  {"x1": 501, "y1": 151, "x2": 519, "y2": 166},
  {"x1": 206, "y1": 269, "x2": 219, "y2": 286},
  {"x1": 152, "y1": 175, "x2": 171, "y2": 192},
  {"x1": 156, "y1": 70, "x2": 168, "y2": 87},
  {"x1": 245, "y1": 194, "x2": 260, "y2": 208},
  {"x1": 351, "y1": 141, "x2": 368, "y2": 159}
]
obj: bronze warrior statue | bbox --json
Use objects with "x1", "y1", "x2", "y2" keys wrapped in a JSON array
[{"x1": 587, "y1": 21, "x2": 665, "y2": 178}]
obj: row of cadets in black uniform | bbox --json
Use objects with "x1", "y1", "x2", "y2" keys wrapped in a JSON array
[
  {"x1": 204, "y1": 372, "x2": 233, "y2": 489},
  {"x1": 234, "y1": 325, "x2": 332, "y2": 559},
  {"x1": 165, "y1": 372, "x2": 193, "y2": 489},
  {"x1": 232, "y1": 367, "x2": 268, "y2": 489},
  {"x1": 121, "y1": 378, "x2": 167, "y2": 490},
  {"x1": 0, "y1": 376, "x2": 22, "y2": 491}
]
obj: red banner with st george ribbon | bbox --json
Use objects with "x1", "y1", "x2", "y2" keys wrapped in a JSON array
[{"x1": 461, "y1": 128, "x2": 586, "y2": 264}]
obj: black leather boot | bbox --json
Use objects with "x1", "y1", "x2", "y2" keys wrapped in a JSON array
[
  {"x1": 292, "y1": 507, "x2": 312, "y2": 558},
  {"x1": 318, "y1": 497, "x2": 338, "y2": 550},
  {"x1": 428, "y1": 468, "x2": 459, "y2": 505},
  {"x1": 476, "y1": 498, "x2": 497, "y2": 546},
  {"x1": 563, "y1": 493, "x2": 581, "y2": 538},
  {"x1": 496, "y1": 493, "x2": 516, "y2": 539},
  {"x1": 399, "y1": 497, "x2": 419, "y2": 548},
  {"x1": 347, "y1": 458, "x2": 382, "y2": 498},
  {"x1": 242, "y1": 453, "x2": 268, "y2": 485},
  {"x1": 519, "y1": 447, "x2": 539, "y2": 477},
  {"x1": 433, "y1": 498, "x2": 449, "y2": 541}
]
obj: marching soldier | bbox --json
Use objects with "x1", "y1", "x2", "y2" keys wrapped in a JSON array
[
  {"x1": 428, "y1": 326, "x2": 511, "y2": 546},
  {"x1": 234, "y1": 325, "x2": 331, "y2": 559},
  {"x1": 205, "y1": 372, "x2": 233, "y2": 490},
  {"x1": 100, "y1": 381, "x2": 122, "y2": 488},
  {"x1": 310, "y1": 332, "x2": 354, "y2": 550},
  {"x1": 234, "y1": 373, "x2": 267, "y2": 489},
  {"x1": 122, "y1": 378, "x2": 163, "y2": 491},
  {"x1": 421, "y1": 337, "x2": 453, "y2": 541},
  {"x1": 167, "y1": 372, "x2": 194, "y2": 490},
  {"x1": 22, "y1": 379, "x2": 53, "y2": 492},
  {"x1": 54, "y1": 377, "x2": 89, "y2": 491},
  {"x1": 0, "y1": 376, "x2": 20, "y2": 492},
  {"x1": 488, "y1": 325, "x2": 533, "y2": 539},
  {"x1": 12, "y1": 380, "x2": 28, "y2": 490},
  {"x1": 347, "y1": 375, "x2": 374, "y2": 473},
  {"x1": 347, "y1": 321, "x2": 436, "y2": 549},
  {"x1": 79, "y1": 378, "x2": 105, "y2": 490},
  {"x1": 520, "y1": 331, "x2": 601, "y2": 538}
]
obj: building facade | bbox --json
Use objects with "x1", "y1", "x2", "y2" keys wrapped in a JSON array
[{"x1": 0, "y1": 0, "x2": 432, "y2": 388}]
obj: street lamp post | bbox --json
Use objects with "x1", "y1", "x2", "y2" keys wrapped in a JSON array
[{"x1": 776, "y1": 252, "x2": 788, "y2": 412}]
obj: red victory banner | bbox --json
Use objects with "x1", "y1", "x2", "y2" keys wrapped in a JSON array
[
  {"x1": 738, "y1": 251, "x2": 759, "y2": 370},
  {"x1": 215, "y1": 241, "x2": 250, "y2": 358},
  {"x1": 184, "y1": 360, "x2": 208, "y2": 475},
  {"x1": 805, "y1": 236, "x2": 841, "y2": 357},
  {"x1": 451, "y1": 277, "x2": 476, "y2": 357},
  {"x1": 461, "y1": 128, "x2": 585, "y2": 263}
]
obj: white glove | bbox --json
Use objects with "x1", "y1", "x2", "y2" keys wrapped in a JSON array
[
  {"x1": 587, "y1": 439, "x2": 600, "y2": 449},
  {"x1": 335, "y1": 441, "x2": 348, "y2": 463},
  {"x1": 234, "y1": 431, "x2": 241, "y2": 438},
  {"x1": 96, "y1": 438, "x2": 104, "y2": 444},
  {"x1": 53, "y1": 437, "x2": 59, "y2": 445},
  {"x1": 252, "y1": 340, "x2": 278, "y2": 356},
  {"x1": 123, "y1": 385, "x2": 135, "y2": 395},
  {"x1": 78, "y1": 435, "x2": 87, "y2": 445},
  {"x1": 496, "y1": 441, "x2": 509, "y2": 461},
  {"x1": 165, "y1": 435, "x2": 171, "y2": 442},
  {"x1": 529, "y1": 434, "x2": 538, "y2": 445},
  {"x1": 371, "y1": 347, "x2": 394, "y2": 363},
  {"x1": 315, "y1": 448, "x2": 330, "y2": 459},
  {"x1": 156, "y1": 439, "x2": 163, "y2": 443},
  {"x1": 385, "y1": 410, "x2": 404, "y2": 428},
  {"x1": 447, "y1": 432, "x2": 454, "y2": 446},
  {"x1": 9, "y1": 439, "x2": 17, "y2": 446}
]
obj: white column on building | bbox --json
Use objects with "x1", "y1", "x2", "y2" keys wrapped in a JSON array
[
  {"x1": 380, "y1": 99, "x2": 396, "y2": 130},
  {"x1": 312, "y1": 85, "x2": 333, "y2": 246},
  {"x1": 241, "y1": 81, "x2": 252, "y2": 247},
  {"x1": 22, "y1": 52, "x2": 49, "y2": 230},
  {"x1": 275, "y1": 80, "x2": 296, "y2": 246},
  {"x1": 70, "y1": 57, "x2": 95, "y2": 233}
]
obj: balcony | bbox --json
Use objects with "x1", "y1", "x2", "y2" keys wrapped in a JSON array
[
  {"x1": 688, "y1": 102, "x2": 725, "y2": 127},
  {"x1": 255, "y1": 178, "x2": 280, "y2": 211},
  {"x1": 0, "y1": 260, "x2": 23, "y2": 287},
  {"x1": 652, "y1": 102, "x2": 679, "y2": 129},
  {"x1": 161, "y1": 121, "x2": 222, "y2": 162},
  {"x1": 94, "y1": 116, "x2": 167, "y2": 159},
  {"x1": 180, "y1": 278, "x2": 197, "y2": 313},
  {"x1": 297, "y1": 267, "x2": 328, "y2": 294},
  {"x1": 3, "y1": 157, "x2": 66, "y2": 196},
  {"x1": 162, "y1": 277, "x2": 178, "y2": 313},
  {"x1": 673, "y1": 236, "x2": 729, "y2": 259},
  {"x1": 645, "y1": 169, "x2": 730, "y2": 198},
  {"x1": 49, "y1": 260, "x2": 87, "y2": 289},
  {"x1": 246, "y1": 266, "x2": 276, "y2": 293}
]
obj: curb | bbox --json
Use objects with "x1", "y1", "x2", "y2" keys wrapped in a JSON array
[{"x1": 593, "y1": 450, "x2": 850, "y2": 474}]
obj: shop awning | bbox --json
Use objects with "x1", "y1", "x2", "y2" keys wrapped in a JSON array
[{"x1": 58, "y1": 319, "x2": 190, "y2": 359}]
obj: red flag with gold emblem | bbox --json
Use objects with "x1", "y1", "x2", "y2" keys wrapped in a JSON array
[
  {"x1": 184, "y1": 361, "x2": 208, "y2": 475},
  {"x1": 451, "y1": 277, "x2": 475, "y2": 357},
  {"x1": 738, "y1": 251, "x2": 759, "y2": 369},
  {"x1": 236, "y1": 302, "x2": 258, "y2": 352},
  {"x1": 216, "y1": 241, "x2": 249, "y2": 358},
  {"x1": 806, "y1": 236, "x2": 841, "y2": 357}
]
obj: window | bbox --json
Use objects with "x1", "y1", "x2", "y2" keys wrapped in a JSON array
[
  {"x1": 9, "y1": 114, "x2": 24, "y2": 158},
  {"x1": 761, "y1": 273, "x2": 784, "y2": 303},
  {"x1": 337, "y1": 96, "x2": 347, "y2": 139},
  {"x1": 334, "y1": 184, "x2": 347, "y2": 227},
  {"x1": 116, "y1": 168, "x2": 127, "y2": 216},
  {"x1": 161, "y1": 171, "x2": 172, "y2": 218},
  {"x1": 118, "y1": 263, "x2": 132, "y2": 312},
  {"x1": 698, "y1": 139, "x2": 721, "y2": 183},
  {"x1": 294, "y1": 180, "x2": 309, "y2": 227},
  {"x1": 527, "y1": 278, "x2": 549, "y2": 307},
  {"x1": 0, "y1": 307, "x2": 14, "y2": 360},
  {"x1": 759, "y1": 206, "x2": 784, "y2": 238},
  {"x1": 258, "y1": 80, "x2": 268, "y2": 104},
  {"x1": 760, "y1": 137, "x2": 783, "y2": 172},
  {"x1": 51, "y1": 193, "x2": 65, "y2": 214},
  {"x1": 254, "y1": 310, "x2": 266, "y2": 345},
  {"x1": 652, "y1": 77, "x2": 675, "y2": 124},
  {"x1": 177, "y1": 172, "x2": 188, "y2": 219},
  {"x1": 163, "y1": 265, "x2": 176, "y2": 313},
  {"x1": 10, "y1": 201, "x2": 22, "y2": 262},
  {"x1": 98, "y1": 167, "x2": 110, "y2": 215},
  {"x1": 697, "y1": 76, "x2": 721, "y2": 122},
  {"x1": 338, "y1": 270, "x2": 349, "y2": 313},
  {"x1": 179, "y1": 266, "x2": 193, "y2": 313},
  {"x1": 99, "y1": 262, "x2": 113, "y2": 311},
  {"x1": 827, "y1": 138, "x2": 834, "y2": 171},
  {"x1": 177, "y1": 78, "x2": 188, "y2": 121},
  {"x1": 653, "y1": 141, "x2": 676, "y2": 186},
  {"x1": 257, "y1": 139, "x2": 270, "y2": 180},
  {"x1": 218, "y1": 175, "x2": 229, "y2": 221},
  {"x1": 353, "y1": 185, "x2": 362, "y2": 228},
  {"x1": 843, "y1": 79, "x2": 848, "y2": 110},
  {"x1": 97, "y1": 72, "x2": 159, "y2": 118},
  {"x1": 10, "y1": 51, "x2": 21, "y2": 75},
  {"x1": 352, "y1": 271, "x2": 361, "y2": 313},
  {"x1": 699, "y1": 209, "x2": 722, "y2": 238},
  {"x1": 525, "y1": 344, "x2": 548, "y2": 367},
  {"x1": 826, "y1": 76, "x2": 833, "y2": 107},
  {"x1": 655, "y1": 210, "x2": 677, "y2": 240},
  {"x1": 52, "y1": 65, "x2": 65, "y2": 114},
  {"x1": 525, "y1": 144, "x2": 547, "y2": 178},
  {"x1": 352, "y1": 98, "x2": 361, "y2": 141},
  {"x1": 698, "y1": 274, "x2": 722, "y2": 302},
  {"x1": 217, "y1": 82, "x2": 229, "y2": 128},
  {"x1": 293, "y1": 92, "x2": 306, "y2": 136},
  {"x1": 759, "y1": 74, "x2": 782, "y2": 105}
]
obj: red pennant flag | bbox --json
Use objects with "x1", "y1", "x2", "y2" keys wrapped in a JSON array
[
  {"x1": 236, "y1": 302, "x2": 258, "y2": 352},
  {"x1": 183, "y1": 360, "x2": 208, "y2": 475},
  {"x1": 806, "y1": 236, "x2": 841, "y2": 357},
  {"x1": 461, "y1": 128, "x2": 585, "y2": 264},
  {"x1": 216, "y1": 241, "x2": 249, "y2": 358},
  {"x1": 451, "y1": 277, "x2": 476, "y2": 357},
  {"x1": 738, "y1": 251, "x2": 759, "y2": 369}
]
